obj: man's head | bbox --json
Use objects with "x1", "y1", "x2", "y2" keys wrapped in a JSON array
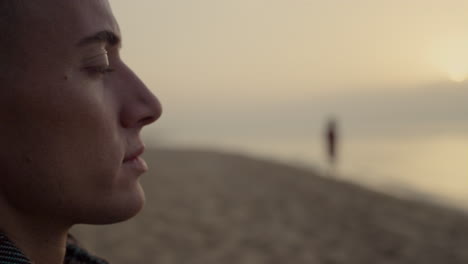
[{"x1": 0, "y1": 0, "x2": 162, "y2": 227}]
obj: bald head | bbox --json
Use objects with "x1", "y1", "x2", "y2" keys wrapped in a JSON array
[
  {"x1": 0, "y1": 0, "x2": 24, "y2": 80},
  {"x1": 0, "y1": 0, "x2": 21, "y2": 42},
  {"x1": 0, "y1": 0, "x2": 122, "y2": 84},
  {"x1": 0, "y1": 1, "x2": 20, "y2": 26},
  {"x1": 0, "y1": 0, "x2": 55, "y2": 82}
]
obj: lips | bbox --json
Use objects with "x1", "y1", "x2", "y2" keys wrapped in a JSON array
[{"x1": 123, "y1": 146, "x2": 145, "y2": 162}]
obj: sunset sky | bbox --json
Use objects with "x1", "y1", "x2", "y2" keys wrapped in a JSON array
[
  {"x1": 110, "y1": 0, "x2": 468, "y2": 145},
  {"x1": 112, "y1": 0, "x2": 468, "y2": 88}
]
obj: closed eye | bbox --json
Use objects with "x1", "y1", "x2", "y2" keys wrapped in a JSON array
[{"x1": 84, "y1": 65, "x2": 115, "y2": 75}]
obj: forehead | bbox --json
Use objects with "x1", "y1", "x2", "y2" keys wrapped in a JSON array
[{"x1": 22, "y1": 0, "x2": 120, "y2": 47}]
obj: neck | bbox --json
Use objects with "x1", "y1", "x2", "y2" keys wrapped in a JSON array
[{"x1": 0, "y1": 202, "x2": 71, "y2": 264}]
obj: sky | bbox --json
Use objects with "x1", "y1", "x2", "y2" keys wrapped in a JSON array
[{"x1": 109, "y1": 0, "x2": 468, "y2": 144}]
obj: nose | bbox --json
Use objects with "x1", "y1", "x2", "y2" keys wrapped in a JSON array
[{"x1": 118, "y1": 66, "x2": 162, "y2": 129}]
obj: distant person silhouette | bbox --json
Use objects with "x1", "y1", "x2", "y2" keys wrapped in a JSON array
[{"x1": 325, "y1": 118, "x2": 339, "y2": 170}]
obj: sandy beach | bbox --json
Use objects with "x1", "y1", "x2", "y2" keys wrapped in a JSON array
[{"x1": 72, "y1": 148, "x2": 468, "y2": 264}]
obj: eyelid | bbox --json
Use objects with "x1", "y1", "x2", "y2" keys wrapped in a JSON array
[{"x1": 82, "y1": 51, "x2": 109, "y2": 65}]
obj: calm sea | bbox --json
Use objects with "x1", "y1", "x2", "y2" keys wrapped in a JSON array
[{"x1": 158, "y1": 131, "x2": 468, "y2": 210}]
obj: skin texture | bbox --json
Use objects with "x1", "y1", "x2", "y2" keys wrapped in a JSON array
[{"x1": 0, "y1": 0, "x2": 162, "y2": 263}]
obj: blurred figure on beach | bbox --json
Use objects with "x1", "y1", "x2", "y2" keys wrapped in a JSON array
[{"x1": 325, "y1": 117, "x2": 339, "y2": 175}]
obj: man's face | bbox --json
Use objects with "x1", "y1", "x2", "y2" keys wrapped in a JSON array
[{"x1": 0, "y1": 0, "x2": 161, "y2": 225}]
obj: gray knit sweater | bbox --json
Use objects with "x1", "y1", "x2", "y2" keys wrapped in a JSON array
[{"x1": 0, "y1": 233, "x2": 108, "y2": 264}]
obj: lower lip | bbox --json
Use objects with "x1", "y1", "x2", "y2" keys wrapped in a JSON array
[{"x1": 123, "y1": 156, "x2": 148, "y2": 173}]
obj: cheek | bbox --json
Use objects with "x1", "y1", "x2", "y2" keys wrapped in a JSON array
[
  {"x1": 19, "y1": 76, "x2": 120, "y2": 160},
  {"x1": 0, "y1": 77, "x2": 123, "y2": 198},
  {"x1": 42, "y1": 112, "x2": 124, "y2": 201}
]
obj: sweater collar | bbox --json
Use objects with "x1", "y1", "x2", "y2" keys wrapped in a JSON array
[
  {"x1": 0, "y1": 232, "x2": 108, "y2": 264},
  {"x1": 0, "y1": 232, "x2": 31, "y2": 264}
]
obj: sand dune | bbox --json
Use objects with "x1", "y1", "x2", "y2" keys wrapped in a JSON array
[{"x1": 72, "y1": 148, "x2": 468, "y2": 264}]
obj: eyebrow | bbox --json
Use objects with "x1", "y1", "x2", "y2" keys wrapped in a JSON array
[{"x1": 77, "y1": 30, "x2": 121, "y2": 47}]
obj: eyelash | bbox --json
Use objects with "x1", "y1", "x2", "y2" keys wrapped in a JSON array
[{"x1": 85, "y1": 65, "x2": 115, "y2": 75}]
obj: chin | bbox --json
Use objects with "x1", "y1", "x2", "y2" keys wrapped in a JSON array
[{"x1": 79, "y1": 184, "x2": 146, "y2": 225}]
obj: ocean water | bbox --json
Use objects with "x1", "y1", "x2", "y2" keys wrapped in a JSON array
[{"x1": 158, "y1": 132, "x2": 468, "y2": 210}]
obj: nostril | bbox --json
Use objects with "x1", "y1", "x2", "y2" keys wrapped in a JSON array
[
  {"x1": 139, "y1": 115, "x2": 157, "y2": 127},
  {"x1": 120, "y1": 101, "x2": 162, "y2": 128},
  {"x1": 137, "y1": 97, "x2": 162, "y2": 127}
]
